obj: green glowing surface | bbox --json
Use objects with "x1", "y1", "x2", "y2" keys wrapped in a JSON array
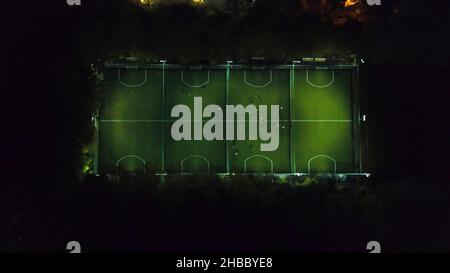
[
  {"x1": 292, "y1": 70, "x2": 354, "y2": 173},
  {"x1": 165, "y1": 70, "x2": 227, "y2": 173},
  {"x1": 98, "y1": 67, "x2": 357, "y2": 174},
  {"x1": 228, "y1": 69, "x2": 290, "y2": 173}
]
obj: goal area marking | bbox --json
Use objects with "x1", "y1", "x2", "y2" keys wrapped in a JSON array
[
  {"x1": 181, "y1": 70, "x2": 210, "y2": 88},
  {"x1": 116, "y1": 154, "x2": 146, "y2": 176},
  {"x1": 118, "y1": 69, "x2": 148, "y2": 88},
  {"x1": 243, "y1": 70, "x2": 273, "y2": 88}
]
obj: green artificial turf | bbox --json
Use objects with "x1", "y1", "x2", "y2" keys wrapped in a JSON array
[
  {"x1": 292, "y1": 69, "x2": 354, "y2": 173},
  {"x1": 98, "y1": 66, "x2": 358, "y2": 175}
]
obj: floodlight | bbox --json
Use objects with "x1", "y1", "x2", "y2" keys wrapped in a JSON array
[{"x1": 314, "y1": 57, "x2": 326, "y2": 62}]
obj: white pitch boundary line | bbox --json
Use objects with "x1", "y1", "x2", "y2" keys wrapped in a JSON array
[
  {"x1": 307, "y1": 155, "x2": 337, "y2": 173},
  {"x1": 99, "y1": 119, "x2": 353, "y2": 123},
  {"x1": 243, "y1": 70, "x2": 273, "y2": 88},
  {"x1": 99, "y1": 119, "x2": 352, "y2": 123},
  {"x1": 244, "y1": 155, "x2": 274, "y2": 174},
  {"x1": 100, "y1": 119, "x2": 163, "y2": 122},
  {"x1": 118, "y1": 69, "x2": 148, "y2": 88},
  {"x1": 181, "y1": 70, "x2": 210, "y2": 88},
  {"x1": 291, "y1": 119, "x2": 351, "y2": 122},
  {"x1": 306, "y1": 70, "x2": 335, "y2": 88},
  {"x1": 116, "y1": 154, "x2": 146, "y2": 176}
]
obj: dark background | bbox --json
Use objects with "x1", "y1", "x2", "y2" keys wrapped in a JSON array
[{"x1": 1, "y1": 0, "x2": 449, "y2": 252}]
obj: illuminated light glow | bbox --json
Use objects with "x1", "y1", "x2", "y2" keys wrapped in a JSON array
[
  {"x1": 307, "y1": 155, "x2": 337, "y2": 173},
  {"x1": 82, "y1": 164, "x2": 90, "y2": 173},
  {"x1": 192, "y1": 0, "x2": 204, "y2": 4},
  {"x1": 363, "y1": 114, "x2": 367, "y2": 122},
  {"x1": 344, "y1": 0, "x2": 360, "y2": 7}
]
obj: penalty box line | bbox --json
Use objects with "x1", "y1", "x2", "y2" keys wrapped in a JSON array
[{"x1": 99, "y1": 119, "x2": 353, "y2": 123}]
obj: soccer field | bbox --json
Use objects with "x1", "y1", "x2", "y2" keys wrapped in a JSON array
[{"x1": 96, "y1": 63, "x2": 366, "y2": 176}]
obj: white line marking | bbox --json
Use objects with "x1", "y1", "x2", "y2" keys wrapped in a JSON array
[
  {"x1": 291, "y1": 119, "x2": 351, "y2": 122},
  {"x1": 118, "y1": 69, "x2": 148, "y2": 88},
  {"x1": 180, "y1": 155, "x2": 210, "y2": 172},
  {"x1": 116, "y1": 155, "x2": 146, "y2": 176},
  {"x1": 243, "y1": 70, "x2": 273, "y2": 88},
  {"x1": 181, "y1": 70, "x2": 210, "y2": 88},
  {"x1": 244, "y1": 155, "x2": 274, "y2": 174},
  {"x1": 99, "y1": 119, "x2": 352, "y2": 123},
  {"x1": 306, "y1": 70, "x2": 335, "y2": 88},
  {"x1": 307, "y1": 155, "x2": 337, "y2": 173}
]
